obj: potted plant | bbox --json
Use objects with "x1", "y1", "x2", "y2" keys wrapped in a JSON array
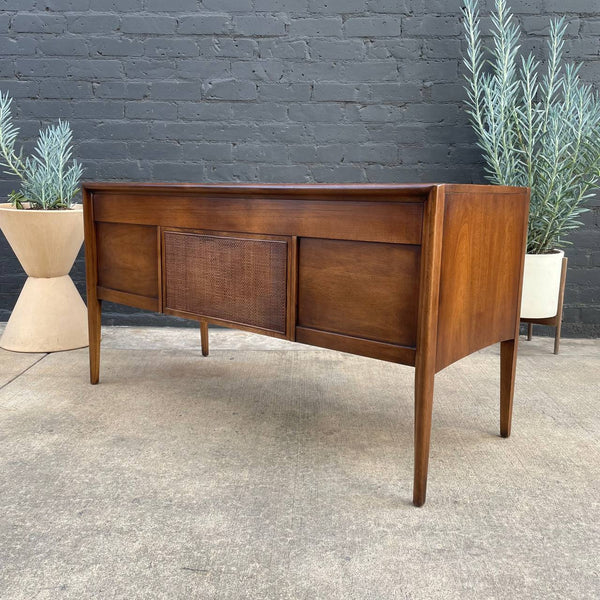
[
  {"x1": 462, "y1": 0, "x2": 600, "y2": 320},
  {"x1": 0, "y1": 90, "x2": 87, "y2": 352}
]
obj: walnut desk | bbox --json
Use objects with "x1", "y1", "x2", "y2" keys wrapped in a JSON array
[{"x1": 82, "y1": 182, "x2": 529, "y2": 506}]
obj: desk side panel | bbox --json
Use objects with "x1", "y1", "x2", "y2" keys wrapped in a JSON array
[{"x1": 435, "y1": 187, "x2": 529, "y2": 371}]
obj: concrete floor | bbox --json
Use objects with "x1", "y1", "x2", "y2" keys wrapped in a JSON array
[{"x1": 0, "y1": 325, "x2": 598, "y2": 600}]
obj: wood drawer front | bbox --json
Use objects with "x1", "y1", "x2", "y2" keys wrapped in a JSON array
[
  {"x1": 93, "y1": 194, "x2": 424, "y2": 245},
  {"x1": 96, "y1": 222, "x2": 159, "y2": 301},
  {"x1": 297, "y1": 238, "x2": 420, "y2": 347},
  {"x1": 163, "y1": 230, "x2": 288, "y2": 334}
]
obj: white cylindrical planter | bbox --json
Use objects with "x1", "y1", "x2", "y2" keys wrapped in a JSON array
[
  {"x1": 520, "y1": 250, "x2": 565, "y2": 319},
  {"x1": 0, "y1": 203, "x2": 88, "y2": 352}
]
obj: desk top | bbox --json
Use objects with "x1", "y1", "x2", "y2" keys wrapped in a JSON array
[{"x1": 82, "y1": 181, "x2": 525, "y2": 201}]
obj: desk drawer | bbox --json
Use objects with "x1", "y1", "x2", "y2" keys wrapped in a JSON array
[
  {"x1": 95, "y1": 222, "x2": 160, "y2": 311},
  {"x1": 163, "y1": 230, "x2": 288, "y2": 335},
  {"x1": 297, "y1": 238, "x2": 420, "y2": 348},
  {"x1": 93, "y1": 194, "x2": 424, "y2": 245}
]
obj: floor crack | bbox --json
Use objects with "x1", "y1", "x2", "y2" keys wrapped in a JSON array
[{"x1": 0, "y1": 353, "x2": 48, "y2": 391}]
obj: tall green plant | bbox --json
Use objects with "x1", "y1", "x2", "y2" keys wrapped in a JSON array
[
  {"x1": 462, "y1": 0, "x2": 600, "y2": 254},
  {"x1": 0, "y1": 91, "x2": 83, "y2": 210}
]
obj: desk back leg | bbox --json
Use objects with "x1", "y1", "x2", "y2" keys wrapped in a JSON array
[
  {"x1": 500, "y1": 338, "x2": 518, "y2": 437},
  {"x1": 88, "y1": 298, "x2": 102, "y2": 384},
  {"x1": 200, "y1": 321, "x2": 209, "y2": 356}
]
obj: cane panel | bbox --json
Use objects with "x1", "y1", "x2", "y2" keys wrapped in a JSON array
[{"x1": 164, "y1": 231, "x2": 288, "y2": 334}]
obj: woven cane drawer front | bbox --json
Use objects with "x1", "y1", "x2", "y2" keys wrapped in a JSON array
[{"x1": 164, "y1": 231, "x2": 288, "y2": 334}]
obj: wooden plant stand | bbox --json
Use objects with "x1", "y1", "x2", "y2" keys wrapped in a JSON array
[{"x1": 521, "y1": 256, "x2": 568, "y2": 355}]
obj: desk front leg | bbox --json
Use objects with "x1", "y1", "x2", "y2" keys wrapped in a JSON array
[
  {"x1": 413, "y1": 360, "x2": 435, "y2": 507},
  {"x1": 500, "y1": 338, "x2": 518, "y2": 438},
  {"x1": 88, "y1": 298, "x2": 102, "y2": 385}
]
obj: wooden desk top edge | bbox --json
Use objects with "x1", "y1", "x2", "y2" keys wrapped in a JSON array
[{"x1": 82, "y1": 181, "x2": 526, "y2": 199}]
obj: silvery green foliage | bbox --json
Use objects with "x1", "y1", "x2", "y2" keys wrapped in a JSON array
[
  {"x1": 462, "y1": 0, "x2": 600, "y2": 254},
  {"x1": 0, "y1": 91, "x2": 83, "y2": 210}
]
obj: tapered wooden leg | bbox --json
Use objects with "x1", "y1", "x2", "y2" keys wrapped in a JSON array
[
  {"x1": 413, "y1": 364, "x2": 435, "y2": 507},
  {"x1": 527, "y1": 323, "x2": 533, "y2": 341},
  {"x1": 88, "y1": 299, "x2": 102, "y2": 384},
  {"x1": 554, "y1": 257, "x2": 568, "y2": 355},
  {"x1": 500, "y1": 339, "x2": 518, "y2": 438},
  {"x1": 200, "y1": 321, "x2": 209, "y2": 357}
]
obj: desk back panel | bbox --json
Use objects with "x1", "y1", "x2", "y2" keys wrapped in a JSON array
[{"x1": 84, "y1": 183, "x2": 529, "y2": 370}]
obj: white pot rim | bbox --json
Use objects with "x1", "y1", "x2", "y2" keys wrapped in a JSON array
[{"x1": 526, "y1": 249, "x2": 564, "y2": 256}]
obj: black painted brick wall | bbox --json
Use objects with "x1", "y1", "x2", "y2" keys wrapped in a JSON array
[{"x1": 0, "y1": 0, "x2": 598, "y2": 335}]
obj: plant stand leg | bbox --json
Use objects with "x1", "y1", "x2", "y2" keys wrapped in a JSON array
[
  {"x1": 554, "y1": 321, "x2": 562, "y2": 355},
  {"x1": 200, "y1": 321, "x2": 209, "y2": 357},
  {"x1": 500, "y1": 339, "x2": 518, "y2": 438},
  {"x1": 527, "y1": 323, "x2": 533, "y2": 341},
  {"x1": 554, "y1": 257, "x2": 568, "y2": 355}
]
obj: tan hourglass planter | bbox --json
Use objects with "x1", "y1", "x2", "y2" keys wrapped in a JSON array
[{"x1": 0, "y1": 203, "x2": 88, "y2": 352}]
